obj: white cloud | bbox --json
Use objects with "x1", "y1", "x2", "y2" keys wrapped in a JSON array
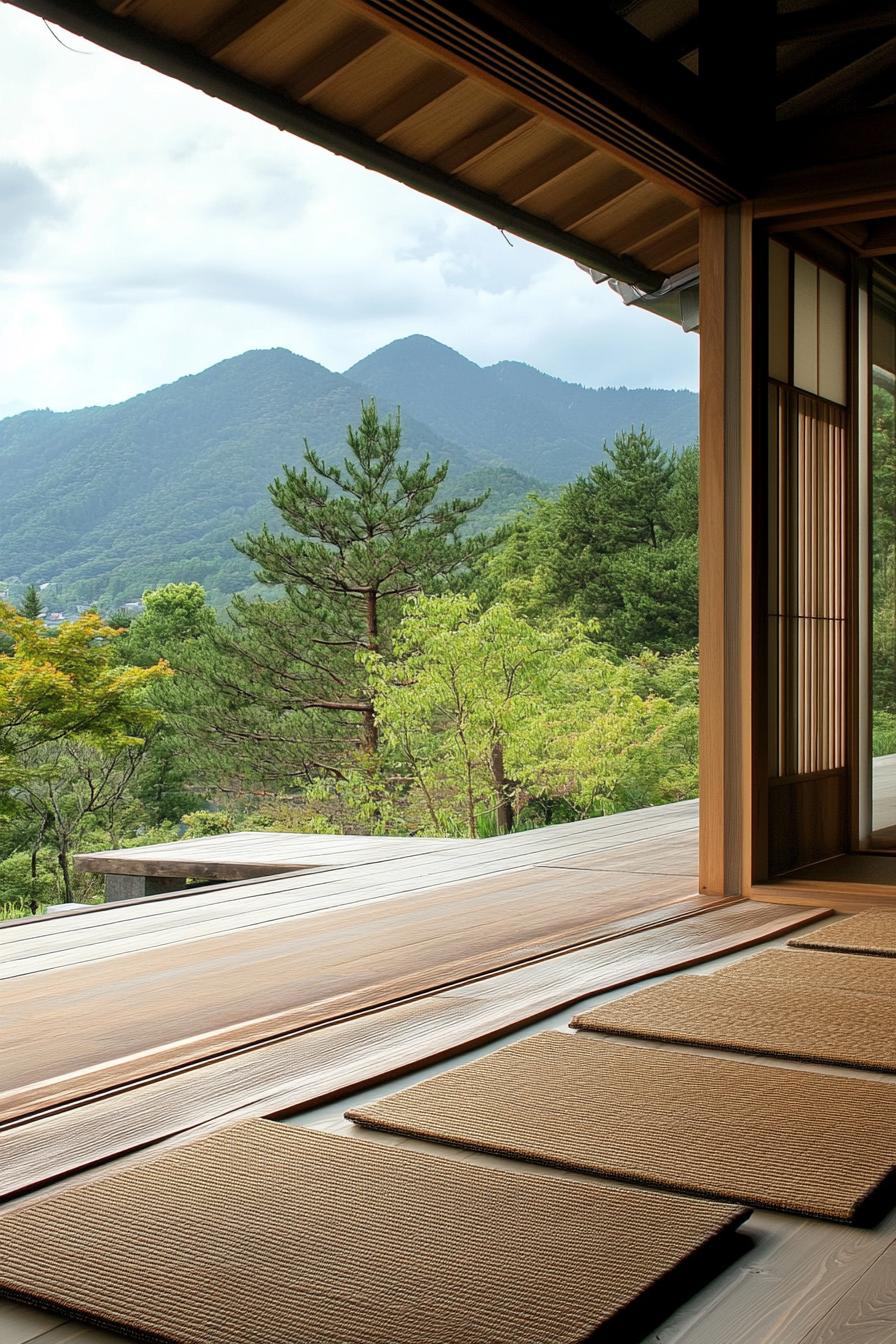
[{"x1": 0, "y1": 7, "x2": 698, "y2": 417}]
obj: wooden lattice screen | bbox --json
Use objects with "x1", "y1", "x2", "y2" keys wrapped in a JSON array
[{"x1": 768, "y1": 385, "x2": 848, "y2": 778}]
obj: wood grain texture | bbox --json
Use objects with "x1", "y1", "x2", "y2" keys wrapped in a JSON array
[
  {"x1": 0, "y1": 902, "x2": 827, "y2": 1205},
  {"x1": 656, "y1": 1206, "x2": 896, "y2": 1344},
  {"x1": 0, "y1": 863, "x2": 714, "y2": 1124},
  {"x1": 798, "y1": 1238, "x2": 896, "y2": 1341}
]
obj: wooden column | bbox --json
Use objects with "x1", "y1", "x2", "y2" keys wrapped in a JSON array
[{"x1": 698, "y1": 203, "x2": 757, "y2": 896}]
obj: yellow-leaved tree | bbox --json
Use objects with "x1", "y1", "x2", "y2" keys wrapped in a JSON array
[{"x1": 0, "y1": 603, "x2": 170, "y2": 905}]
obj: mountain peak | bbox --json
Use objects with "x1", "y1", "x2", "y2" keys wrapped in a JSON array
[{"x1": 345, "y1": 334, "x2": 482, "y2": 381}]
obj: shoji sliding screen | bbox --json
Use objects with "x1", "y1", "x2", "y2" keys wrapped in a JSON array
[{"x1": 766, "y1": 241, "x2": 850, "y2": 875}]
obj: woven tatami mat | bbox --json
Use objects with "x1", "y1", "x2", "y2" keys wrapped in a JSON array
[
  {"x1": 0, "y1": 1118, "x2": 747, "y2": 1344},
  {"x1": 571, "y1": 975, "x2": 896, "y2": 1073},
  {"x1": 790, "y1": 910, "x2": 896, "y2": 958},
  {"x1": 709, "y1": 948, "x2": 896, "y2": 996},
  {"x1": 348, "y1": 1031, "x2": 895, "y2": 1222}
]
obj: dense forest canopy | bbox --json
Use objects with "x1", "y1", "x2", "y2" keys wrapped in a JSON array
[
  {"x1": 0, "y1": 339, "x2": 697, "y2": 612},
  {"x1": 0, "y1": 402, "x2": 700, "y2": 917}
]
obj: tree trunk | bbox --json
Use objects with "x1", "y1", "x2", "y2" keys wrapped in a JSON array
[
  {"x1": 57, "y1": 844, "x2": 74, "y2": 903},
  {"x1": 489, "y1": 741, "x2": 515, "y2": 834},
  {"x1": 359, "y1": 703, "x2": 378, "y2": 753},
  {"x1": 29, "y1": 814, "x2": 49, "y2": 915},
  {"x1": 361, "y1": 588, "x2": 380, "y2": 754}
]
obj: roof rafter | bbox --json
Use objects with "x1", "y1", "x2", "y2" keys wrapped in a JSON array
[
  {"x1": 339, "y1": 0, "x2": 743, "y2": 204},
  {"x1": 9, "y1": 0, "x2": 666, "y2": 289}
]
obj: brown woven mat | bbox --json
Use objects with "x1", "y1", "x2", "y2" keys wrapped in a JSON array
[
  {"x1": 790, "y1": 910, "x2": 896, "y2": 958},
  {"x1": 0, "y1": 1118, "x2": 746, "y2": 1344},
  {"x1": 709, "y1": 948, "x2": 896, "y2": 996},
  {"x1": 348, "y1": 1032, "x2": 896, "y2": 1222},
  {"x1": 572, "y1": 976, "x2": 896, "y2": 1073}
]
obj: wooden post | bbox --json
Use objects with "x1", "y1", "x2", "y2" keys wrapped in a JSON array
[{"x1": 699, "y1": 203, "x2": 756, "y2": 896}]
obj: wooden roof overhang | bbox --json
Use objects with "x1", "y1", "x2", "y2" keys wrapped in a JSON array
[{"x1": 5, "y1": 1, "x2": 896, "y2": 291}]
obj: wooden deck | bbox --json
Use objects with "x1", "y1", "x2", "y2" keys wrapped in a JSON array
[{"x1": 2, "y1": 798, "x2": 892, "y2": 1342}]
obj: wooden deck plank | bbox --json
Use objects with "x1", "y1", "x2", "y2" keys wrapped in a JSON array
[
  {"x1": 796, "y1": 1237, "x2": 896, "y2": 1342},
  {"x1": 656, "y1": 1209, "x2": 896, "y2": 1344},
  {"x1": 0, "y1": 868, "x2": 714, "y2": 1123},
  {"x1": 0, "y1": 865, "x2": 701, "y2": 979},
  {"x1": 74, "y1": 831, "x2": 471, "y2": 878},
  {"x1": 0, "y1": 901, "x2": 826, "y2": 1206},
  {"x1": 0, "y1": 828, "x2": 701, "y2": 976}
]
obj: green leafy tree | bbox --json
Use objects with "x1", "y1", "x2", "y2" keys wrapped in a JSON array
[
  {"x1": 0, "y1": 605, "x2": 169, "y2": 903},
  {"x1": 114, "y1": 583, "x2": 218, "y2": 823},
  {"x1": 16, "y1": 738, "x2": 147, "y2": 903},
  {"x1": 477, "y1": 429, "x2": 698, "y2": 655},
  {"x1": 124, "y1": 583, "x2": 216, "y2": 667},
  {"x1": 17, "y1": 584, "x2": 44, "y2": 620},
  {"x1": 365, "y1": 594, "x2": 696, "y2": 836},
  {"x1": 177, "y1": 402, "x2": 495, "y2": 789},
  {"x1": 0, "y1": 604, "x2": 168, "y2": 802}
]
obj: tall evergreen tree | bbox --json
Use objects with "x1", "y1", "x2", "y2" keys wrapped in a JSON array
[
  {"x1": 17, "y1": 584, "x2": 43, "y2": 620},
  {"x1": 177, "y1": 402, "x2": 495, "y2": 787}
]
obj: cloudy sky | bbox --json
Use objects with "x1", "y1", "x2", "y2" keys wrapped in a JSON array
[{"x1": 0, "y1": 6, "x2": 698, "y2": 420}]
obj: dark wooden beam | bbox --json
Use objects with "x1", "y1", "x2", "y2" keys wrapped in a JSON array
[
  {"x1": 777, "y1": 34, "x2": 896, "y2": 120},
  {"x1": 760, "y1": 107, "x2": 896, "y2": 217},
  {"x1": 9, "y1": 0, "x2": 666, "y2": 290},
  {"x1": 776, "y1": 107, "x2": 896, "y2": 169},
  {"x1": 699, "y1": 0, "x2": 776, "y2": 191},
  {"x1": 860, "y1": 219, "x2": 896, "y2": 256},
  {"x1": 657, "y1": 17, "x2": 700, "y2": 63},
  {"x1": 757, "y1": 157, "x2": 896, "y2": 218},
  {"x1": 765, "y1": 200, "x2": 896, "y2": 231},
  {"x1": 777, "y1": 0, "x2": 896, "y2": 43},
  {"x1": 341, "y1": 0, "x2": 743, "y2": 204}
]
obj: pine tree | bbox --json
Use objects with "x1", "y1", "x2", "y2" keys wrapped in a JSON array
[
  {"x1": 178, "y1": 402, "x2": 495, "y2": 787},
  {"x1": 17, "y1": 584, "x2": 43, "y2": 620}
]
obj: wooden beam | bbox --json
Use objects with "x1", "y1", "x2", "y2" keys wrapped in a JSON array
[
  {"x1": 775, "y1": 107, "x2": 896, "y2": 170},
  {"x1": 340, "y1": 0, "x2": 743, "y2": 204},
  {"x1": 8, "y1": 0, "x2": 665, "y2": 290},
  {"x1": 757, "y1": 158, "x2": 896, "y2": 218},
  {"x1": 777, "y1": 35, "x2": 896, "y2": 121},
  {"x1": 777, "y1": 0, "x2": 896, "y2": 42},
  {"x1": 764, "y1": 200, "x2": 896, "y2": 231},
  {"x1": 699, "y1": 0, "x2": 776, "y2": 189},
  {"x1": 657, "y1": 17, "x2": 699, "y2": 63},
  {"x1": 860, "y1": 219, "x2": 896, "y2": 257},
  {"x1": 699, "y1": 204, "x2": 756, "y2": 897}
]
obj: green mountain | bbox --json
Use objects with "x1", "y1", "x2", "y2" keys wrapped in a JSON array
[
  {"x1": 346, "y1": 335, "x2": 698, "y2": 484},
  {"x1": 0, "y1": 341, "x2": 696, "y2": 611}
]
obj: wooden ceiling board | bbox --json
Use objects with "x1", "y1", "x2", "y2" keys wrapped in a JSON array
[
  {"x1": 502, "y1": 141, "x2": 597, "y2": 208},
  {"x1": 512, "y1": 150, "x2": 623, "y2": 216},
  {"x1": 382, "y1": 82, "x2": 508, "y2": 160},
  {"x1": 646, "y1": 236, "x2": 700, "y2": 273},
  {"x1": 305, "y1": 39, "x2": 440, "y2": 126},
  {"x1": 597, "y1": 196, "x2": 695, "y2": 257},
  {"x1": 213, "y1": 2, "x2": 367, "y2": 83},
  {"x1": 457, "y1": 119, "x2": 584, "y2": 193},
  {"x1": 573, "y1": 179, "x2": 672, "y2": 249},
  {"x1": 430, "y1": 105, "x2": 536, "y2": 175},
  {"x1": 30, "y1": 0, "x2": 730, "y2": 286},
  {"x1": 105, "y1": 0, "x2": 227, "y2": 44}
]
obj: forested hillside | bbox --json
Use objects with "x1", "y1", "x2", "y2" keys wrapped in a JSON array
[
  {"x1": 0, "y1": 340, "x2": 696, "y2": 610},
  {"x1": 1, "y1": 412, "x2": 700, "y2": 917},
  {"x1": 347, "y1": 335, "x2": 698, "y2": 483}
]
